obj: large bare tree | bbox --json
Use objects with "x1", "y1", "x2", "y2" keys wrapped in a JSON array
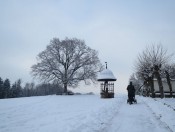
[
  {"x1": 31, "y1": 38, "x2": 102, "y2": 94},
  {"x1": 135, "y1": 44, "x2": 172, "y2": 98}
]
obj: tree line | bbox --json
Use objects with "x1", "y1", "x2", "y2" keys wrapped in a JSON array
[
  {"x1": 129, "y1": 44, "x2": 175, "y2": 98},
  {"x1": 0, "y1": 77, "x2": 64, "y2": 99}
]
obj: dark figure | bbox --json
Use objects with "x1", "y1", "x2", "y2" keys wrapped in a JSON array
[{"x1": 127, "y1": 82, "x2": 136, "y2": 104}]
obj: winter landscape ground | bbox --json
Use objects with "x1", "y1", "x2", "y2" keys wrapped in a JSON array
[{"x1": 0, "y1": 94, "x2": 175, "y2": 132}]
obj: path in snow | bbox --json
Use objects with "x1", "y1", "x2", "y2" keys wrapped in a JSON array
[{"x1": 104, "y1": 96, "x2": 173, "y2": 132}]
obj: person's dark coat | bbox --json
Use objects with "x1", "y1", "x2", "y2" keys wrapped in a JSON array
[{"x1": 127, "y1": 82, "x2": 135, "y2": 98}]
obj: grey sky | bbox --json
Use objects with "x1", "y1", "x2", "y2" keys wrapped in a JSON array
[{"x1": 0, "y1": 0, "x2": 175, "y2": 93}]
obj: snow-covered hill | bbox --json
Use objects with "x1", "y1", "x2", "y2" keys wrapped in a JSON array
[{"x1": 0, "y1": 95, "x2": 174, "y2": 132}]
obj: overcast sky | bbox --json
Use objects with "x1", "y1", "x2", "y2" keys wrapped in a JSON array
[{"x1": 0, "y1": 0, "x2": 175, "y2": 93}]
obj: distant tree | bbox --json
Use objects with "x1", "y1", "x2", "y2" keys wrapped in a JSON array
[
  {"x1": 23, "y1": 83, "x2": 30, "y2": 97},
  {"x1": 10, "y1": 82, "x2": 17, "y2": 98},
  {"x1": 10, "y1": 79, "x2": 22, "y2": 98},
  {"x1": 22, "y1": 82, "x2": 35, "y2": 97},
  {"x1": 22, "y1": 82, "x2": 63, "y2": 96},
  {"x1": 28, "y1": 82, "x2": 35, "y2": 96},
  {"x1": 0, "y1": 77, "x2": 3, "y2": 99},
  {"x1": 31, "y1": 37, "x2": 102, "y2": 94},
  {"x1": 35, "y1": 82, "x2": 63, "y2": 95},
  {"x1": 3, "y1": 79, "x2": 10, "y2": 98},
  {"x1": 16, "y1": 79, "x2": 22, "y2": 97}
]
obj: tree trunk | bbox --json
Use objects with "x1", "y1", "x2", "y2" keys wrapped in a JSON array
[
  {"x1": 63, "y1": 66, "x2": 68, "y2": 94},
  {"x1": 149, "y1": 77, "x2": 155, "y2": 98},
  {"x1": 165, "y1": 71, "x2": 173, "y2": 97},
  {"x1": 154, "y1": 65, "x2": 164, "y2": 98},
  {"x1": 63, "y1": 83, "x2": 68, "y2": 94},
  {"x1": 155, "y1": 72, "x2": 164, "y2": 98}
]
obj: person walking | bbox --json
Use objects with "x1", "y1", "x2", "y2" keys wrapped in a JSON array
[{"x1": 127, "y1": 82, "x2": 135, "y2": 104}]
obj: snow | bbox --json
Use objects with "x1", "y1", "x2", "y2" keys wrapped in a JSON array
[
  {"x1": 97, "y1": 69, "x2": 116, "y2": 81},
  {"x1": 0, "y1": 95, "x2": 175, "y2": 132},
  {"x1": 141, "y1": 97, "x2": 175, "y2": 131}
]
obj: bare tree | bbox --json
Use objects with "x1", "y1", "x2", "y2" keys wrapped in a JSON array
[
  {"x1": 135, "y1": 50, "x2": 155, "y2": 97},
  {"x1": 169, "y1": 63, "x2": 175, "y2": 79},
  {"x1": 162, "y1": 64, "x2": 175, "y2": 97},
  {"x1": 31, "y1": 37, "x2": 102, "y2": 94},
  {"x1": 135, "y1": 44, "x2": 172, "y2": 98}
]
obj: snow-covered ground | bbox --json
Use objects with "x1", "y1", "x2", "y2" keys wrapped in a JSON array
[{"x1": 0, "y1": 94, "x2": 174, "y2": 132}]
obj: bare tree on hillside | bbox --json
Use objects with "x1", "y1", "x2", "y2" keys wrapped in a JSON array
[{"x1": 31, "y1": 37, "x2": 102, "y2": 94}]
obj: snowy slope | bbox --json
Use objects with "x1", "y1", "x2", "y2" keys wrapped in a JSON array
[{"x1": 0, "y1": 95, "x2": 174, "y2": 132}]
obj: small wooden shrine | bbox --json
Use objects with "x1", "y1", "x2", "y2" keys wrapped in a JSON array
[{"x1": 97, "y1": 62, "x2": 117, "y2": 98}]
